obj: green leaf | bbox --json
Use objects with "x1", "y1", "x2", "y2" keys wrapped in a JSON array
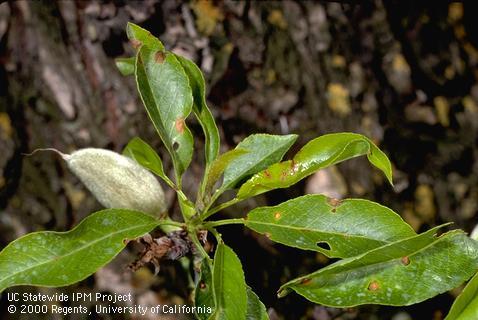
[
  {"x1": 246, "y1": 286, "x2": 269, "y2": 320},
  {"x1": 123, "y1": 137, "x2": 170, "y2": 184},
  {"x1": 135, "y1": 45, "x2": 194, "y2": 181},
  {"x1": 195, "y1": 258, "x2": 216, "y2": 320},
  {"x1": 246, "y1": 194, "x2": 416, "y2": 258},
  {"x1": 221, "y1": 134, "x2": 298, "y2": 191},
  {"x1": 0, "y1": 209, "x2": 159, "y2": 292},
  {"x1": 126, "y1": 22, "x2": 164, "y2": 51},
  {"x1": 212, "y1": 243, "x2": 247, "y2": 320},
  {"x1": 278, "y1": 226, "x2": 478, "y2": 307},
  {"x1": 204, "y1": 148, "x2": 249, "y2": 196},
  {"x1": 446, "y1": 272, "x2": 478, "y2": 320},
  {"x1": 176, "y1": 55, "x2": 220, "y2": 165},
  {"x1": 238, "y1": 132, "x2": 393, "y2": 199},
  {"x1": 115, "y1": 57, "x2": 135, "y2": 76}
]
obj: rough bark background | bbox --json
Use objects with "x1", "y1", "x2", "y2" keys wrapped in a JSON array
[{"x1": 1, "y1": 1, "x2": 478, "y2": 319}]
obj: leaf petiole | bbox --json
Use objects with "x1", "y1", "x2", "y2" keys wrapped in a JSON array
[
  {"x1": 203, "y1": 218, "x2": 245, "y2": 228},
  {"x1": 189, "y1": 230, "x2": 210, "y2": 259},
  {"x1": 201, "y1": 197, "x2": 242, "y2": 220}
]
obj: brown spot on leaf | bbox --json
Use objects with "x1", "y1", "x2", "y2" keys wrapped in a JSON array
[
  {"x1": 368, "y1": 281, "x2": 380, "y2": 291},
  {"x1": 274, "y1": 212, "x2": 281, "y2": 220},
  {"x1": 300, "y1": 278, "x2": 311, "y2": 285},
  {"x1": 401, "y1": 256, "x2": 410, "y2": 265},
  {"x1": 155, "y1": 51, "x2": 166, "y2": 64},
  {"x1": 130, "y1": 39, "x2": 142, "y2": 49},
  {"x1": 331, "y1": 208, "x2": 337, "y2": 213},
  {"x1": 200, "y1": 281, "x2": 207, "y2": 289},
  {"x1": 264, "y1": 170, "x2": 271, "y2": 178},
  {"x1": 280, "y1": 170, "x2": 288, "y2": 181},
  {"x1": 290, "y1": 160, "x2": 299, "y2": 174},
  {"x1": 327, "y1": 197, "x2": 343, "y2": 207},
  {"x1": 175, "y1": 118, "x2": 185, "y2": 134}
]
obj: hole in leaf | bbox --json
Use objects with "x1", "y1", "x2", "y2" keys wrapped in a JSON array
[
  {"x1": 199, "y1": 281, "x2": 207, "y2": 290},
  {"x1": 173, "y1": 142, "x2": 180, "y2": 151},
  {"x1": 316, "y1": 241, "x2": 331, "y2": 251}
]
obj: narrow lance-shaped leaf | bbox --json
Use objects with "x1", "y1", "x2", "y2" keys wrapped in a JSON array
[
  {"x1": 212, "y1": 243, "x2": 247, "y2": 320},
  {"x1": 176, "y1": 55, "x2": 220, "y2": 165},
  {"x1": 119, "y1": 22, "x2": 165, "y2": 76},
  {"x1": 246, "y1": 286, "x2": 269, "y2": 320},
  {"x1": 135, "y1": 45, "x2": 194, "y2": 181},
  {"x1": 238, "y1": 132, "x2": 393, "y2": 199},
  {"x1": 279, "y1": 226, "x2": 478, "y2": 307},
  {"x1": 246, "y1": 195, "x2": 416, "y2": 258},
  {"x1": 195, "y1": 258, "x2": 216, "y2": 320},
  {"x1": 0, "y1": 209, "x2": 160, "y2": 292},
  {"x1": 123, "y1": 137, "x2": 171, "y2": 185},
  {"x1": 115, "y1": 57, "x2": 135, "y2": 76},
  {"x1": 445, "y1": 271, "x2": 478, "y2": 320},
  {"x1": 126, "y1": 22, "x2": 164, "y2": 51},
  {"x1": 204, "y1": 148, "x2": 249, "y2": 197},
  {"x1": 220, "y1": 134, "x2": 298, "y2": 192}
]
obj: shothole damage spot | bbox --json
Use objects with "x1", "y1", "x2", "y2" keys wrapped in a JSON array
[
  {"x1": 401, "y1": 256, "x2": 410, "y2": 266},
  {"x1": 155, "y1": 51, "x2": 166, "y2": 64},
  {"x1": 327, "y1": 197, "x2": 343, "y2": 212},
  {"x1": 290, "y1": 160, "x2": 298, "y2": 173},
  {"x1": 316, "y1": 241, "x2": 331, "y2": 251},
  {"x1": 368, "y1": 281, "x2": 380, "y2": 291},
  {"x1": 130, "y1": 39, "x2": 142, "y2": 49},
  {"x1": 175, "y1": 118, "x2": 185, "y2": 134}
]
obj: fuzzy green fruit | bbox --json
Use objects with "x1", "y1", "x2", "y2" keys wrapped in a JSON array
[{"x1": 65, "y1": 148, "x2": 167, "y2": 215}]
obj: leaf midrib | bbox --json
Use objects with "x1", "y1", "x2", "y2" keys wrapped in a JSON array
[
  {"x1": 245, "y1": 220, "x2": 395, "y2": 244},
  {"x1": 135, "y1": 51, "x2": 175, "y2": 159},
  {"x1": 213, "y1": 246, "x2": 225, "y2": 318},
  {"x1": 223, "y1": 135, "x2": 294, "y2": 189},
  {"x1": 240, "y1": 137, "x2": 368, "y2": 196}
]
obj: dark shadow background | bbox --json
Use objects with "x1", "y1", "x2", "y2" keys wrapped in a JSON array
[{"x1": 1, "y1": 1, "x2": 478, "y2": 319}]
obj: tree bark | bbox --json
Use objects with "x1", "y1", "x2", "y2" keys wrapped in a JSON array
[{"x1": 1, "y1": 1, "x2": 478, "y2": 319}]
